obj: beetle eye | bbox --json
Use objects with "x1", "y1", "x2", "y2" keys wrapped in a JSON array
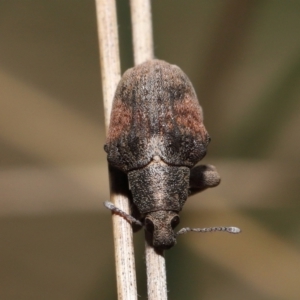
[
  {"x1": 171, "y1": 216, "x2": 180, "y2": 229},
  {"x1": 144, "y1": 218, "x2": 154, "y2": 233}
]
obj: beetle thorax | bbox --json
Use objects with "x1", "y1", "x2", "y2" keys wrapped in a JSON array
[{"x1": 128, "y1": 156, "x2": 190, "y2": 214}]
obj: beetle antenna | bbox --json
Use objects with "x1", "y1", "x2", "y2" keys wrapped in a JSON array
[
  {"x1": 104, "y1": 201, "x2": 143, "y2": 227},
  {"x1": 176, "y1": 226, "x2": 241, "y2": 236}
]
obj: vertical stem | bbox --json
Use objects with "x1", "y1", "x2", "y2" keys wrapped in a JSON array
[
  {"x1": 130, "y1": 0, "x2": 154, "y2": 65},
  {"x1": 96, "y1": 0, "x2": 120, "y2": 131},
  {"x1": 95, "y1": 0, "x2": 137, "y2": 299},
  {"x1": 145, "y1": 248, "x2": 168, "y2": 299},
  {"x1": 130, "y1": 1, "x2": 168, "y2": 299}
]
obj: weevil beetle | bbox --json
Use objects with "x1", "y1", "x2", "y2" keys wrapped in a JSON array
[{"x1": 104, "y1": 60, "x2": 238, "y2": 250}]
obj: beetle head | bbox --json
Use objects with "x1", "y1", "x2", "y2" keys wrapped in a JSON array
[{"x1": 144, "y1": 210, "x2": 180, "y2": 250}]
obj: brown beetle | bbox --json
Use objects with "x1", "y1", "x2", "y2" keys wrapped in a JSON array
[{"x1": 104, "y1": 60, "x2": 239, "y2": 250}]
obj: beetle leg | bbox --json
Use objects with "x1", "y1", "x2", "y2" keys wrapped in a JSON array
[
  {"x1": 104, "y1": 201, "x2": 143, "y2": 227},
  {"x1": 189, "y1": 164, "x2": 221, "y2": 196}
]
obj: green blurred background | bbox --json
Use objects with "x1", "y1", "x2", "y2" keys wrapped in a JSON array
[{"x1": 1, "y1": 1, "x2": 300, "y2": 299}]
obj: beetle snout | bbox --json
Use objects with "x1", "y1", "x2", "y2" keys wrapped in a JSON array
[
  {"x1": 144, "y1": 210, "x2": 180, "y2": 250},
  {"x1": 153, "y1": 233, "x2": 176, "y2": 250}
]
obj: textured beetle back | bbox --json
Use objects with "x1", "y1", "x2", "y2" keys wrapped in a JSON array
[
  {"x1": 128, "y1": 163, "x2": 190, "y2": 213},
  {"x1": 105, "y1": 60, "x2": 209, "y2": 172}
]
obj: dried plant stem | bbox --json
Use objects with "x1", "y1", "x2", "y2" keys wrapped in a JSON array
[
  {"x1": 130, "y1": 1, "x2": 168, "y2": 299},
  {"x1": 130, "y1": 0, "x2": 154, "y2": 65},
  {"x1": 95, "y1": 0, "x2": 137, "y2": 299},
  {"x1": 145, "y1": 247, "x2": 168, "y2": 299}
]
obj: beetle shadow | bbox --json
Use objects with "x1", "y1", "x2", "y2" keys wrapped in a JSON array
[{"x1": 108, "y1": 165, "x2": 143, "y2": 233}]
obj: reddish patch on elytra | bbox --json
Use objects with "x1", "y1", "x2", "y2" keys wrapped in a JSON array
[
  {"x1": 174, "y1": 95, "x2": 206, "y2": 138},
  {"x1": 107, "y1": 97, "x2": 132, "y2": 142}
]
